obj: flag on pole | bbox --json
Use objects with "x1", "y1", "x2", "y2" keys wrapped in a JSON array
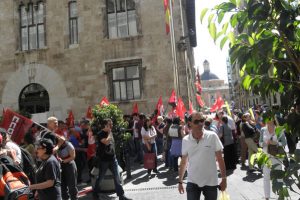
[
  {"x1": 99, "y1": 96, "x2": 110, "y2": 107},
  {"x1": 225, "y1": 101, "x2": 232, "y2": 117},
  {"x1": 156, "y1": 96, "x2": 164, "y2": 116},
  {"x1": 189, "y1": 100, "x2": 194, "y2": 114},
  {"x1": 168, "y1": 89, "x2": 177, "y2": 107},
  {"x1": 195, "y1": 68, "x2": 202, "y2": 94},
  {"x1": 176, "y1": 97, "x2": 186, "y2": 120},
  {"x1": 0, "y1": 108, "x2": 33, "y2": 144},
  {"x1": 67, "y1": 111, "x2": 75, "y2": 128},
  {"x1": 86, "y1": 106, "x2": 93, "y2": 120},
  {"x1": 132, "y1": 103, "x2": 139, "y2": 114},
  {"x1": 196, "y1": 94, "x2": 205, "y2": 107},
  {"x1": 210, "y1": 96, "x2": 224, "y2": 112},
  {"x1": 163, "y1": 0, "x2": 170, "y2": 34}
]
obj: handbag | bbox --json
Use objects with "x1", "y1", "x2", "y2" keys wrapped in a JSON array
[
  {"x1": 267, "y1": 144, "x2": 285, "y2": 156},
  {"x1": 143, "y1": 153, "x2": 155, "y2": 169}
]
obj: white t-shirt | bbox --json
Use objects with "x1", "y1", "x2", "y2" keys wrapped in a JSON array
[
  {"x1": 182, "y1": 129, "x2": 223, "y2": 187},
  {"x1": 133, "y1": 120, "x2": 139, "y2": 138},
  {"x1": 141, "y1": 127, "x2": 156, "y2": 144},
  {"x1": 227, "y1": 115, "x2": 236, "y2": 131}
]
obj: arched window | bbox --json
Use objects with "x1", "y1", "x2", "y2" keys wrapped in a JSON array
[{"x1": 19, "y1": 83, "x2": 50, "y2": 114}]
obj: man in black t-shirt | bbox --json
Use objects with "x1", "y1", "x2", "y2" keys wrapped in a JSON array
[{"x1": 92, "y1": 119, "x2": 131, "y2": 200}]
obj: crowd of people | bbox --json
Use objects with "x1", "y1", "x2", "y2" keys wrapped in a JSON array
[{"x1": 0, "y1": 98, "x2": 299, "y2": 200}]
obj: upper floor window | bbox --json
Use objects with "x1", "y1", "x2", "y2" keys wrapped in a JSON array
[
  {"x1": 107, "y1": 0, "x2": 138, "y2": 39},
  {"x1": 69, "y1": 0, "x2": 78, "y2": 44},
  {"x1": 106, "y1": 60, "x2": 142, "y2": 101},
  {"x1": 20, "y1": 2, "x2": 45, "y2": 51}
]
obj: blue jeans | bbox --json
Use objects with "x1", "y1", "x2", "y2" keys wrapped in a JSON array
[
  {"x1": 186, "y1": 182, "x2": 218, "y2": 200},
  {"x1": 134, "y1": 138, "x2": 143, "y2": 162},
  {"x1": 92, "y1": 158, "x2": 124, "y2": 197},
  {"x1": 156, "y1": 137, "x2": 164, "y2": 154}
]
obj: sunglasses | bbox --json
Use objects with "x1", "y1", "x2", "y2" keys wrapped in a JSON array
[{"x1": 192, "y1": 119, "x2": 205, "y2": 124}]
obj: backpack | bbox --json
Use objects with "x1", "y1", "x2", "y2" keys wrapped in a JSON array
[
  {"x1": 20, "y1": 147, "x2": 36, "y2": 184},
  {"x1": 0, "y1": 155, "x2": 31, "y2": 200}
]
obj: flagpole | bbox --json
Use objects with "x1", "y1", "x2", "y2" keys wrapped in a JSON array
[
  {"x1": 179, "y1": 0, "x2": 191, "y2": 103},
  {"x1": 169, "y1": 0, "x2": 179, "y2": 96}
]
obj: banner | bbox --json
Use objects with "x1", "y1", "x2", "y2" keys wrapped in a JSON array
[
  {"x1": 99, "y1": 96, "x2": 110, "y2": 107},
  {"x1": 0, "y1": 109, "x2": 33, "y2": 144}
]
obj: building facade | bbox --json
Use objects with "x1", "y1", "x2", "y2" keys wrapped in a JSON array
[
  {"x1": 0, "y1": 0, "x2": 196, "y2": 121},
  {"x1": 200, "y1": 60, "x2": 230, "y2": 109}
]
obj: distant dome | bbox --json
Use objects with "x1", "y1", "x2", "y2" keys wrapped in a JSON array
[{"x1": 200, "y1": 60, "x2": 219, "y2": 80}]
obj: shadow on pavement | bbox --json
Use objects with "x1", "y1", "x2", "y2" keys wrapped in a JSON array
[{"x1": 242, "y1": 171, "x2": 263, "y2": 182}]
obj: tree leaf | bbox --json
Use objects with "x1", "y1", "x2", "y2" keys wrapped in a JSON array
[
  {"x1": 218, "y1": 11, "x2": 225, "y2": 24},
  {"x1": 220, "y1": 36, "x2": 228, "y2": 49},
  {"x1": 228, "y1": 32, "x2": 235, "y2": 45},
  {"x1": 200, "y1": 8, "x2": 209, "y2": 23},
  {"x1": 222, "y1": 22, "x2": 229, "y2": 34},
  {"x1": 248, "y1": 36, "x2": 255, "y2": 45},
  {"x1": 209, "y1": 22, "x2": 217, "y2": 42},
  {"x1": 242, "y1": 75, "x2": 252, "y2": 90},
  {"x1": 208, "y1": 13, "x2": 214, "y2": 25}
]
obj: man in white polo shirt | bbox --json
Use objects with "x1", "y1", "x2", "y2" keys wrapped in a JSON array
[{"x1": 178, "y1": 112, "x2": 227, "y2": 200}]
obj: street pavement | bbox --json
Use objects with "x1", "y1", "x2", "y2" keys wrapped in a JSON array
[{"x1": 79, "y1": 157, "x2": 300, "y2": 200}]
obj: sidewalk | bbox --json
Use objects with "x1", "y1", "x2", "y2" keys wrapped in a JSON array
[{"x1": 79, "y1": 158, "x2": 300, "y2": 200}]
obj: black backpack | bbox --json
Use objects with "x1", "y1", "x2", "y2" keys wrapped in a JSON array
[
  {"x1": 20, "y1": 147, "x2": 36, "y2": 184},
  {"x1": 0, "y1": 155, "x2": 31, "y2": 200}
]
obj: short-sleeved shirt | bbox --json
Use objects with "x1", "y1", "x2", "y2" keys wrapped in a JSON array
[
  {"x1": 96, "y1": 130, "x2": 115, "y2": 161},
  {"x1": 141, "y1": 127, "x2": 156, "y2": 144},
  {"x1": 182, "y1": 130, "x2": 223, "y2": 187},
  {"x1": 36, "y1": 155, "x2": 62, "y2": 200},
  {"x1": 57, "y1": 141, "x2": 74, "y2": 159}
]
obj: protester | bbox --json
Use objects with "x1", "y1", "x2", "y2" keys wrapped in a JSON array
[
  {"x1": 219, "y1": 116, "x2": 236, "y2": 170},
  {"x1": 0, "y1": 128, "x2": 17, "y2": 162},
  {"x1": 168, "y1": 117, "x2": 184, "y2": 172},
  {"x1": 241, "y1": 113, "x2": 258, "y2": 172},
  {"x1": 92, "y1": 118, "x2": 131, "y2": 200},
  {"x1": 236, "y1": 112, "x2": 248, "y2": 168},
  {"x1": 178, "y1": 112, "x2": 227, "y2": 200},
  {"x1": 132, "y1": 113, "x2": 143, "y2": 164},
  {"x1": 57, "y1": 135, "x2": 78, "y2": 200},
  {"x1": 22, "y1": 132, "x2": 36, "y2": 159},
  {"x1": 29, "y1": 138, "x2": 62, "y2": 200},
  {"x1": 141, "y1": 116, "x2": 159, "y2": 176},
  {"x1": 259, "y1": 118, "x2": 287, "y2": 200},
  {"x1": 0, "y1": 128, "x2": 22, "y2": 165},
  {"x1": 163, "y1": 117, "x2": 172, "y2": 168},
  {"x1": 155, "y1": 116, "x2": 165, "y2": 155}
]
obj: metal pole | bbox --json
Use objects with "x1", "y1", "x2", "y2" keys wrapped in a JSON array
[{"x1": 169, "y1": 0, "x2": 180, "y2": 96}]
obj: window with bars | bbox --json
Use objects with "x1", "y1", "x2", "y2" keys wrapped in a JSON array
[
  {"x1": 69, "y1": 0, "x2": 78, "y2": 45},
  {"x1": 106, "y1": 0, "x2": 138, "y2": 39},
  {"x1": 107, "y1": 60, "x2": 142, "y2": 101},
  {"x1": 20, "y1": 2, "x2": 45, "y2": 51}
]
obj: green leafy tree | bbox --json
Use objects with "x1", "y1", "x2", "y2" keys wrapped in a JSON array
[
  {"x1": 91, "y1": 104, "x2": 128, "y2": 161},
  {"x1": 201, "y1": 0, "x2": 300, "y2": 108},
  {"x1": 202, "y1": 0, "x2": 300, "y2": 199}
]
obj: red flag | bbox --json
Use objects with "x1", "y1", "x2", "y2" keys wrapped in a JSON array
[
  {"x1": 168, "y1": 89, "x2": 177, "y2": 107},
  {"x1": 210, "y1": 96, "x2": 224, "y2": 112},
  {"x1": 99, "y1": 96, "x2": 110, "y2": 107},
  {"x1": 156, "y1": 96, "x2": 164, "y2": 116},
  {"x1": 163, "y1": 0, "x2": 170, "y2": 34},
  {"x1": 132, "y1": 103, "x2": 139, "y2": 114},
  {"x1": 0, "y1": 108, "x2": 33, "y2": 144},
  {"x1": 86, "y1": 106, "x2": 93, "y2": 120},
  {"x1": 195, "y1": 68, "x2": 202, "y2": 94},
  {"x1": 196, "y1": 94, "x2": 205, "y2": 107},
  {"x1": 189, "y1": 100, "x2": 194, "y2": 114},
  {"x1": 176, "y1": 97, "x2": 186, "y2": 120},
  {"x1": 67, "y1": 111, "x2": 75, "y2": 128},
  {"x1": 87, "y1": 129, "x2": 96, "y2": 160}
]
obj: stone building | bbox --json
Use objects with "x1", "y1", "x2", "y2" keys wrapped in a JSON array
[
  {"x1": 0, "y1": 0, "x2": 196, "y2": 121},
  {"x1": 200, "y1": 60, "x2": 230, "y2": 108}
]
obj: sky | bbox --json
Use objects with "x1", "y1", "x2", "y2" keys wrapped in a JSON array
[{"x1": 194, "y1": 0, "x2": 229, "y2": 82}]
